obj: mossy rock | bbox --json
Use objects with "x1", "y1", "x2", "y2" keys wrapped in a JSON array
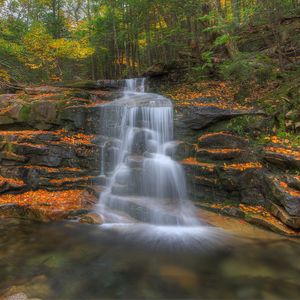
[{"x1": 18, "y1": 104, "x2": 32, "y2": 122}]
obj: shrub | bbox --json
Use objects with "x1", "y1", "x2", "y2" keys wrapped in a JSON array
[{"x1": 219, "y1": 53, "x2": 277, "y2": 84}]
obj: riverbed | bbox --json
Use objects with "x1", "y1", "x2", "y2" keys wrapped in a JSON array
[{"x1": 1, "y1": 215, "x2": 299, "y2": 300}]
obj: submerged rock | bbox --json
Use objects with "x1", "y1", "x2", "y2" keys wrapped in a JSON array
[
  {"x1": 2, "y1": 275, "x2": 53, "y2": 299},
  {"x1": 4, "y1": 292, "x2": 29, "y2": 300},
  {"x1": 79, "y1": 212, "x2": 103, "y2": 225}
]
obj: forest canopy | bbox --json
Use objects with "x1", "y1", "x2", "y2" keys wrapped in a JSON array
[{"x1": 0, "y1": 0, "x2": 299, "y2": 84}]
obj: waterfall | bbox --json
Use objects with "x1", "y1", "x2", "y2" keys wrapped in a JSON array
[
  {"x1": 124, "y1": 78, "x2": 146, "y2": 93},
  {"x1": 97, "y1": 78, "x2": 199, "y2": 226}
]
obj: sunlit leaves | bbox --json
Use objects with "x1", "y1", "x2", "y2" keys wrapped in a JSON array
[{"x1": 19, "y1": 23, "x2": 94, "y2": 76}]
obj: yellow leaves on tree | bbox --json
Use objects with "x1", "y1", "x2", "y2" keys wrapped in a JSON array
[
  {"x1": 20, "y1": 24, "x2": 94, "y2": 78},
  {"x1": 0, "y1": 68, "x2": 10, "y2": 83}
]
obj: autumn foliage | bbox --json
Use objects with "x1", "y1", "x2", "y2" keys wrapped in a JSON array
[{"x1": 0, "y1": 190, "x2": 96, "y2": 214}]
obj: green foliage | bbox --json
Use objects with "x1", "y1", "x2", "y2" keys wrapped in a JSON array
[
  {"x1": 0, "y1": 0, "x2": 299, "y2": 81},
  {"x1": 214, "y1": 34, "x2": 230, "y2": 47},
  {"x1": 190, "y1": 51, "x2": 214, "y2": 78},
  {"x1": 220, "y1": 53, "x2": 277, "y2": 84},
  {"x1": 226, "y1": 115, "x2": 266, "y2": 136}
]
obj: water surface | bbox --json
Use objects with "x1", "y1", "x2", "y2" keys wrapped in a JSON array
[{"x1": 1, "y1": 218, "x2": 299, "y2": 300}]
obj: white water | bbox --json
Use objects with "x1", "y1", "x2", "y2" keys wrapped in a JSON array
[{"x1": 97, "y1": 78, "x2": 200, "y2": 226}]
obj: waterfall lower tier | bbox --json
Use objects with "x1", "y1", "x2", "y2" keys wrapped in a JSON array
[{"x1": 97, "y1": 79, "x2": 199, "y2": 226}]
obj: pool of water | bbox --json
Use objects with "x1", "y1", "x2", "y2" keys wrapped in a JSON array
[{"x1": 1, "y1": 218, "x2": 300, "y2": 300}]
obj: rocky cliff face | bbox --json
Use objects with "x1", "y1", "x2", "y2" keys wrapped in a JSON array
[
  {"x1": 173, "y1": 96, "x2": 300, "y2": 236},
  {"x1": 0, "y1": 83, "x2": 299, "y2": 235},
  {"x1": 0, "y1": 85, "x2": 115, "y2": 221}
]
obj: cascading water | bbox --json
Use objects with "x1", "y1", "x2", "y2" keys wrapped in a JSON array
[{"x1": 97, "y1": 78, "x2": 200, "y2": 226}]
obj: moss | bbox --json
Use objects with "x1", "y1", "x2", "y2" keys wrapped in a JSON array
[
  {"x1": 223, "y1": 200, "x2": 239, "y2": 207},
  {"x1": 226, "y1": 115, "x2": 265, "y2": 136},
  {"x1": 6, "y1": 142, "x2": 16, "y2": 153},
  {"x1": 18, "y1": 104, "x2": 32, "y2": 121},
  {"x1": 0, "y1": 116, "x2": 14, "y2": 125}
]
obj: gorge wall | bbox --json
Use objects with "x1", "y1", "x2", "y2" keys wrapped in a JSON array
[{"x1": 0, "y1": 83, "x2": 299, "y2": 235}]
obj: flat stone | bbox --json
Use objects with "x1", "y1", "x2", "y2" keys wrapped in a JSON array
[
  {"x1": 176, "y1": 105, "x2": 264, "y2": 130},
  {"x1": 195, "y1": 148, "x2": 244, "y2": 161},
  {"x1": 4, "y1": 292, "x2": 28, "y2": 300},
  {"x1": 262, "y1": 147, "x2": 300, "y2": 169},
  {"x1": 24, "y1": 85, "x2": 63, "y2": 95},
  {"x1": 197, "y1": 202, "x2": 300, "y2": 237},
  {"x1": 198, "y1": 132, "x2": 249, "y2": 149},
  {"x1": 79, "y1": 212, "x2": 103, "y2": 225}
]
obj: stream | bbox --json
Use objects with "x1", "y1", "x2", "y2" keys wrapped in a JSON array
[
  {"x1": 1, "y1": 218, "x2": 300, "y2": 299},
  {"x1": 1, "y1": 79, "x2": 300, "y2": 300}
]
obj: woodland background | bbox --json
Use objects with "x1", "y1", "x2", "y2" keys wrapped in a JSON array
[{"x1": 0, "y1": 0, "x2": 299, "y2": 85}]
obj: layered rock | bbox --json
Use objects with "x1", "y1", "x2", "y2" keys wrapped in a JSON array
[
  {"x1": 0, "y1": 83, "x2": 299, "y2": 234},
  {"x1": 0, "y1": 85, "x2": 115, "y2": 222},
  {"x1": 173, "y1": 97, "x2": 300, "y2": 234}
]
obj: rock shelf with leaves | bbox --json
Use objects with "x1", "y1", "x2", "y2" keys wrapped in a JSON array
[
  {"x1": 166, "y1": 84, "x2": 300, "y2": 236},
  {"x1": 0, "y1": 81, "x2": 299, "y2": 236},
  {"x1": 0, "y1": 85, "x2": 116, "y2": 222}
]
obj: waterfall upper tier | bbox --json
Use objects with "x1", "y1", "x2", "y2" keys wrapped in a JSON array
[{"x1": 102, "y1": 92, "x2": 172, "y2": 108}]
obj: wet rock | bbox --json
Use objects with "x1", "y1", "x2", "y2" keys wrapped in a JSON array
[
  {"x1": 4, "y1": 292, "x2": 28, "y2": 300},
  {"x1": 195, "y1": 148, "x2": 245, "y2": 161},
  {"x1": 111, "y1": 183, "x2": 132, "y2": 195},
  {"x1": 285, "y1": 175, "x2": 300, "y2": 190},
  {"x1": 79, "y1": 212, "x2": 103, "y2": 225},
  {"x1": 56, "y1": 80, "x2": 123, "y2": 90},
  {"x1": 0, "y1": 94, "x2": 18, "y2": 106},
  {"x1": 198, "y1": 132, "x2": 249, "y2": 149},
  {"x1": 222, "y1": 207, "x2": 245, "y2": 218},
  {"x1": 2, "y1": 275, "x2": 53, "y2": 299},
  {"x1": 238, "y1": 169, "x2": 266, "y2": 205},
  {"x1": 199, "y1": 202, "x2": 300, "y2": 236},
  {"x1": 30, "y1": 101, "x2": 58, "y2": 129},
  {"x1": 266, "y1": 176, "x2": 300, "y2": 217},
  {"x1": 24, "y1": 85, "x2": 64, "y2": 95},
  {"x1": 262, "y1": 146, "x2": 300, "y2": 169},
  {"x1": 268, "y1": 201, "x2": 300, "y2": 229},
  {"x1": 177, "y1": 104, "x2": 264, "y2": 130},
  {"x1": 245, "y1": 213, "x2": 300, "y2": 236},
  {"x1": 0, "y1": 151, "x2": 27, "y2": 163},
  {"x1": 0, "y1": 189, "x2": 96, "y2": 222},
  {"x1": 168, "y1": 141, "x2": 193, "y2": 160},
  {"x1": 59, "y1": 105, "x2": 86, "y2": 129}
]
